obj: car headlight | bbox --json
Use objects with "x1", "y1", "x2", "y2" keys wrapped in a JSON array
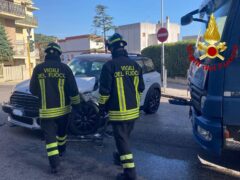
[
  {"x1": 197, "y1": 126, "x2": 212, "y2": 141},
  {"x1": 201, "y1": 96, "x2": 206, "y2": 109}
]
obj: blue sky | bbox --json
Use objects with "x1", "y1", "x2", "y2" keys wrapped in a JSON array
[{"x1": 34, "y1": 0, "x2": 202, "y2": 39}]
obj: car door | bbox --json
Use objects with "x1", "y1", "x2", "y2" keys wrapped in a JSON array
[{"x1": 141, "y1": 58, "x2": 161, "y2": 106}]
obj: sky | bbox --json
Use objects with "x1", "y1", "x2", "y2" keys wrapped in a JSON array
[{"x1": 34, "y1": 0, "x2": 202, "y2": 39}]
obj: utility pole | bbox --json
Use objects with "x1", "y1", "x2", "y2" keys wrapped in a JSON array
[
  {"x1": 161, "y1": 0, "x2": 167, "y2": 91},
  {"x1": 26, "y1": 28, "x2": 32, "y2": 77}
]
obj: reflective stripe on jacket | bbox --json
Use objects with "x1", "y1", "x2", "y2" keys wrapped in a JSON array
[
  {"x1": 30, "y1": 60, "x2": 80, "y2": 119},
  {"x1": 99, "y1": 56, "x2": 145, "y2": 121}
]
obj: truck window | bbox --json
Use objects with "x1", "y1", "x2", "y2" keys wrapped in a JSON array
[{"x1": 190, "y1": 0, "x2": 233, "y2": 89}]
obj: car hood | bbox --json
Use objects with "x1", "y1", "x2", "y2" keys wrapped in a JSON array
[{"x1": 14, "y1": 77, "x2": 96, "y2": 94}]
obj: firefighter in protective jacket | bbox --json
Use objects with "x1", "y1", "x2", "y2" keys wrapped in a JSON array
[
  {"x1": 30, "y1": 43, "x2": 80, "y2": 173},
  {"x1": 99, "y1": 33, "x2": 145, "y2": 180}
]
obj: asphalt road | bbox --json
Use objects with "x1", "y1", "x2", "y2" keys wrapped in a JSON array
[{"x1": 0, "y1": 84, "x2": 240, "y2": 180}]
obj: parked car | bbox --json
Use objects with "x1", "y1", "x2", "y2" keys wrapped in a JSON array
[{"x1": 2, "y1": 54, "x2": 161, "y2": 135}]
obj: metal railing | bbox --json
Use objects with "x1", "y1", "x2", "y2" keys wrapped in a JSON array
[
  {"x1": 0, "y1": 0, "x2": 25, "y2": 17},
  {"x1": 13, "y1": 41, "x2": 26, "y2": 57},
  {"x1": 15, "y1": 15, "x2": 38, "y2": 27},
  {"x1": 13, "y1": 41, "x2": 39, "y2": 59},
  {"x1": 22, "y1": 0, "x2": 33, "y2": 4}
]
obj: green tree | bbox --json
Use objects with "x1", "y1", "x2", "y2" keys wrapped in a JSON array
[
  {"x1": 35, "y1": 33, "x2": 57, "y2": 62},
  {"x1": 93, "y1": 4, "x2": 114, "y2": 51},
  {"x1": 0, "y1": 23, "x2": 13, "y2": 63}
]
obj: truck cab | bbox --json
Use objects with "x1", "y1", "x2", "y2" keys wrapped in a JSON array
[{"x1": 182, "y1": 0, "x2": 240, "y2": 155}]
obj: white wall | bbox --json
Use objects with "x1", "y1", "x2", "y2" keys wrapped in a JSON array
[
  {"x1": 140, "y1": 23, "x2": 157, "y2": 51},
  {"x1": 59, "y1": 37, "x2": 90, "y2": 63},
  {"x1": 90, "y1": 40, "x2": 104, "y2": 50},
  {"x1": 116, "y1": 23, "x2": 141, "y2": 54},
  {"x1": 116, "y1": 21, "x2": 181, "y2": 54}
]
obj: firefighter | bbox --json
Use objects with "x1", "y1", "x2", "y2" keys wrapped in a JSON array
[
  {"x1": 30, "y1": 43, "x2": 81, "y2": 173},
  {"x1": 99, "y1": 33, "x2": 145, "y2": 180}
]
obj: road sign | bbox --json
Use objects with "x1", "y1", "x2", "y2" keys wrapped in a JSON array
[{"x1": 157, "y1": 28, "x2": 169, "y2": 43}]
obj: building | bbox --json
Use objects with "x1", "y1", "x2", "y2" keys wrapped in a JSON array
[
  {"x1": 58, "y1": 34, "x2": 104, "y2": 63},
  {"x1": 182, "y1": 35, "x2": 198, "y2": 41},
  {"x1": 115, "y1": 17, "x2": 181, "y2": 54},
  {"x1": 0, "y1": 0, "x2": 39, "y2": 74}
]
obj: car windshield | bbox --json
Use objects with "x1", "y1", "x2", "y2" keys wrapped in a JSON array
[
  {"x1": 68, "y1": 58, "x2": 106, "y2": 78},
  {"x1": 190, "y1": 0, "x2": 232, "y2": 89}
]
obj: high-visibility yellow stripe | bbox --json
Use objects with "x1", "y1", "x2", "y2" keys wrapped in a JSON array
[
  {"x1": 70, "y1": 95, "x2": 80, "y2": 105},
  {"x1": 56, "y1": 135, "x2": 67, "y2": 141},
  {"x1": 99, "y1": 95, "x2": 110, "y2": 105},
  {"x1": 134, "y1": 76, "x2": 140, "y2": 107},
  {"x1": 58, "y1": 79, "x2": 65, "y2": 107},
  {"x1": 109, "y1": 38, "x2": 121, "y2": 45},
  {"x1": 120, "y1": 154, "x2": 133, "y2": 161},
  {"x1": 40, "y1": 111, "x2": 71, "y2": 118},
  {"x1": 116, "y1": 78, "x2": 123, "y2": 111},
  {"x1": 116, "y1": 77, "x2": 126, "y2": 112},
  {"x1": 40, "y1": 106, "x2": 71, "y2": 118},
  {"x1": 120, "y1": 77, "x2": 127, "y2": 111},
  {"x1": 39, "y1": 79, "x2": 46, "y2": 110},
  {"x1": 122, "y1": 163, "x2": 135, "y2": 169},
  {"x1": 70, "y1": 95, "x2": 80, "y2": 100},
  {"x1": 40, "y1": 106, "x2": 71, "y2": 113},
  {"x1": 46, "y1": 142, "x2": 58, "y2": 149},
  {"x1": 109, "y1": 113, "x2": 139, "y2": 121},
  {"x1": 58, "y1": 140, "x2": 66, "y2": 146},
  {"x1": 109, "y1": 108, "x2": 139, "y2": 115},
  {"x1": 48, "y1": 150, "x2": 59, "y2": 157}
]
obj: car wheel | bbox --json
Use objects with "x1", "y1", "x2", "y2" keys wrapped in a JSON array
[
  {"x1": 68, "y1": 101, "x2": 100, "y2": 135},
  {"x1": 144, "y1": 88, "x2": 161, "y2": 114}
]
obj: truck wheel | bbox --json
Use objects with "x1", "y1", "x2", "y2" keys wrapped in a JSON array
[
  {"x1": 68, "y1": 102, "x2": 100, "y2": 135},
  {"x1": 144, "y1": 88, "x2": 161, "y2": 114}
]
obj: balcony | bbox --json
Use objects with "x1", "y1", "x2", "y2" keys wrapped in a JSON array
[
  {"x1": 0, "y1": 0, "x2": 25, "y2": 19},
  {"x1": 13, "y1": 41, "x2": 40, "y2": 60},
  {"x1": 13, "y1": 41, "x2": 26, "y2": 59},
  {"x1": 15, "y1": 15, "x2": 38, "y2": 28},
  {"x1": 21, "y1": 0, "x2": 33, "y2": 5}
]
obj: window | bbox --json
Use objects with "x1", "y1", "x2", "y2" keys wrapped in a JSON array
[
  {"x1": 135, "y1": 59, "x2": 146, "y2": 74},
  {"x1": 68, "y1": 59, "x2": 105, "y2": 78},
  {"x1": 143, "y1": 58, "x2": 155, "y2": 73}
]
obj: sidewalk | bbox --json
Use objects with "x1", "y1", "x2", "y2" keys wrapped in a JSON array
[
  {"x1": 0, "y1": 80, "x2": 23, "y2": 86},
  {"x1": 162, "y1": 81, "x2": 190, "y2": 99}
]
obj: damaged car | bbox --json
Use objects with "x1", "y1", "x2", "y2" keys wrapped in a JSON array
[{"x1": 2, "y1": 54, "x2": 161, "y2": 135}]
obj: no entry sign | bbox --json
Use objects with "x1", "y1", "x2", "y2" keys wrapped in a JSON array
[{"x1": 157, "y1": 28, "x2": 169, "y2": 42}]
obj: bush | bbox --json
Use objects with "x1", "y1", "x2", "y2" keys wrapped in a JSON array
[{"x1": 141, "y1": 41, "x2": 195, "y2": 78}]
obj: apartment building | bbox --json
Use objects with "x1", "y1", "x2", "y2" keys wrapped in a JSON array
[
  {"x1": 58, "y1": 34, "x2": 105, "y2": 63},
  {"x1": 116, "y1": 17, "x2": 181, "y2": 53},
  {"x1": 0, "y1": 0, "x2": 39, "y2": 71}
]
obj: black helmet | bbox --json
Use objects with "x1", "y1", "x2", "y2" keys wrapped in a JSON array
[
  {"x1": 106, "y1": 33, "x2": 127, "y2": 51},
  {"x1": 45, "y1": 42, "x2": 62, "y2": 55}
]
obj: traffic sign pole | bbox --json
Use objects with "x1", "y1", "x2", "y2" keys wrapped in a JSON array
[{"x1": 161, "y1": 0, "x2": 167, "y2": 91}]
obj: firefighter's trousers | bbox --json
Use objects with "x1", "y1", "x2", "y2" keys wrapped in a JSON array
[
  {"x1": 40, "y1": 115, "x2": 69, "y2": 168},
  {"x1": 112, "y1": 120, "x2": 136, "y2": 180}
]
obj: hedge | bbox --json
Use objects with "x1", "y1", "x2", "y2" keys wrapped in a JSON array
[{"x1": 141, "y1": 41, "x2": 195, "y2": 78}]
